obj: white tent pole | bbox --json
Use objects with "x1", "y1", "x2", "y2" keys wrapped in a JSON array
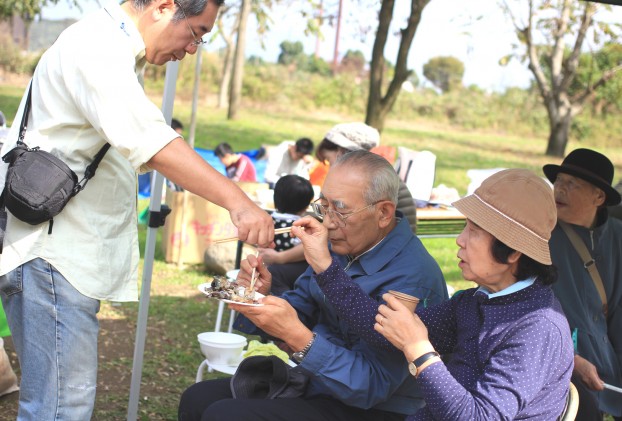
[
  {"x1": 127, "y1": 60, "x2": 180, "y2": 421},
  {"x1": 177, "y1": 50, "x2": 202, "y2": 267}
]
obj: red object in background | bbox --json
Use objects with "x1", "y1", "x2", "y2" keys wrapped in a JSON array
[
  {"x1": 371, "y1": 145, "x2": 397, "y2": 164},
  {"x1": 309, "y1": 160, "x2": 330, "y2": 187}
]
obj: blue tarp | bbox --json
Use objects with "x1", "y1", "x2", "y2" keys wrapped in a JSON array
[{"x1": 138, "y1": 147, "x2": 267, "y2": 199}]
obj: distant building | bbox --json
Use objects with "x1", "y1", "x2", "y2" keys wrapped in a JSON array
[{"x1": 0, "y1": 15, "x2": 76, "y2": 51}]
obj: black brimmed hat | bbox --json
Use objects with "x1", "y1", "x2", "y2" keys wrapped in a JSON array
[{"x1": 543, "y1": 148, "x2": 621, "y2": 206}]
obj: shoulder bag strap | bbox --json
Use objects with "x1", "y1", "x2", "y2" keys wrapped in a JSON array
[
  {"x1": 558, "y1": 220, "x2": 608, "y2": 316},
  {"x1": 18, "y1": 82, "x2": 33, "y2": 146},
  {"x1": 73, "y1": 143, "x2": 111, "y2": 195}
]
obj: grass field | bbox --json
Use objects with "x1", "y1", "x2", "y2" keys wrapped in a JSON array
[{"x1": 0, "y1": 82, "x2": 620, "y2": 419}]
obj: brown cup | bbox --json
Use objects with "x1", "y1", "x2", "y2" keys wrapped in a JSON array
[{"x1": 388, "y1": 290, "x2": 420, "y2": 312}]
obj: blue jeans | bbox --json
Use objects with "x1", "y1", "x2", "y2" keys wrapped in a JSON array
[{"x1": 0, "y1": 258, "x2": 100, "y2": 420}]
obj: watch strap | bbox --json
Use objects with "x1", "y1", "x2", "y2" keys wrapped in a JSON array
[
  {"x1": 293, "y1": 332, "x2": 316, "y2": 363},
  {"x1": 413, "y1": 351, "x2": 440, "y2": 369}
]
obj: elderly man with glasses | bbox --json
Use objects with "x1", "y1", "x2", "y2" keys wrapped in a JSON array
[
  {"x1": 0, "y1": 1, "x2": 275, "y2": 419},
  {"x1": 179, "y1": 151, "x2": 448, "y2": 420}
]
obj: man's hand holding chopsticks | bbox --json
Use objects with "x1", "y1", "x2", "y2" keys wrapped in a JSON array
[
  {"x1": 229, "y1": 204, "x2": 275, "y2": 248},
  {"x1": 236, "y1": 253, "x2": 272, "y2": 296}
]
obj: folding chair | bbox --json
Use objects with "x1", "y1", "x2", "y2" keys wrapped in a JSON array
[
  {"x1": 394, "y1": 147, "x2": 436, "y2": 203},
  {"x1": 559, "y1": 382, "x2": 579, "y2": 421}
]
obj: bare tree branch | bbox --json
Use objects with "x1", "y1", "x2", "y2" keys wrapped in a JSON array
[
  {"x1": 560, "y1": 1, "x2": 596, "y2": 93},
  {"x1": 526, "y1": 0, "x2": 551, "y2": 101}
]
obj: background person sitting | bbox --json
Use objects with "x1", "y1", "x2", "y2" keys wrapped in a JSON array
[
  {"x1": 301, "y1": 168, "x2": 574, "y2": 420},
  {"x1": 214, "y1": 142, "x2": 257, "y2": 182},
  {"x1": 171, "y1": 118, "x2": 184, "y2": 136},
  {"x1": 263, "y1": 137, "x2": 314, "y2": 187},
  {"x1": 543, "y1": 148, "x2": 622, "y2": 421},
  {"x1": 264, "y1": 175, "x2": 314, "y2": 296},
  {"x1": 272, "y1": 175, "x2": 314, "y2": 252},
  {"x1": 316, "y1": 122, "x2": 417, "y2": 233},
  {"x1": 166, "y1": 118, "x2": 186, "y2": 192}
]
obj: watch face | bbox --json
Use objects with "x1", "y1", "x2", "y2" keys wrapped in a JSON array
[
  {"x1": 292, "y1": 352, "x2": 304, "y2": 363},
  {"x1": 408, "y1": 362, "x2": 418, "y2": 377}
]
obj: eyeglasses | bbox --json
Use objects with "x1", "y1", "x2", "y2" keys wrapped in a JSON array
[
  {"x1": 311, "y1": 199, "x2": 381, "y2": 228},
  {"x1": 174, "y1": 1, "x2": 206, "y2": 47}
]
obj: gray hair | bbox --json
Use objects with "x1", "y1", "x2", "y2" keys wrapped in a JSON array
[
  {"x1": 129, "y1": 0, "x2": 220, "y2": 21},
  {"x1": 333, "y1": 150, "x2": 399, "y2": 205}
]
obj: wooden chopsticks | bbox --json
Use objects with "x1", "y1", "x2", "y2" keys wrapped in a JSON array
[
  {"x1": 249, "y1": 250, "x2": 260, "y2": 293},
  {"x1": 211, "y1": 226, "x2": 298, "y2": 244}
]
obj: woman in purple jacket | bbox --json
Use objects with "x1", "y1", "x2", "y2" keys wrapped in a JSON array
[{"x1": 295, "y1": 169, "x2": 575, "y2": 420}]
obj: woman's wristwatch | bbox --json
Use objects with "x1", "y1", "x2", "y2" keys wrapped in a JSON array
[{"x1": 408, "y1": 351, "x2": 440, "y2": 377}]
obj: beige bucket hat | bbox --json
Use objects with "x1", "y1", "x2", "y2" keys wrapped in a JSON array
[{"x1": 453, "y1": 169, "x2": 557, "y2": 265}]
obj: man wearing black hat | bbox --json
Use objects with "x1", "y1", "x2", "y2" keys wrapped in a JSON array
[{"x1": 543, "y1": 148, "x2": 622, "y2": 421}]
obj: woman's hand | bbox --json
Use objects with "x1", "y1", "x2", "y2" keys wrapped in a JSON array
[
  {"x1": 375, "y1": 293, "x2": 434, "y2": 362},
  {"x1": 236, "y1": 253, "x2": 272, "y2": 295},
  {"x1": 291, "y1": 216, "x2": 332, "y2": 273}
]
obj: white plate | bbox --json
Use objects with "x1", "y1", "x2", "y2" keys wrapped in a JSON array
[
  {"x1": 219, "y1": 296, "x2": 264, "y2": 307},
  {"x1": 198, "y1": 283, "x2": 265, "y2": 306}
]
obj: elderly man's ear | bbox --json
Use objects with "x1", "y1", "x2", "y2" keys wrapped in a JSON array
[
  {"x1": 377, "y1": 201, "x2": 396, "y2": 228},
  {"x1": 594, "y1": 188, "x2": 606, "y2": 207}
]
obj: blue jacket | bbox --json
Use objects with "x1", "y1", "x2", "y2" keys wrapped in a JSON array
[
  {"x1": 235, "y1": 216, "x2": 447, "y2": 414},
  {"x1": 550, "y1": 213, "x2": 622, "y2": 417}
]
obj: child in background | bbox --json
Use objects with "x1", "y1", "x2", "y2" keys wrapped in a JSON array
[
  {"x1": 214, "y1": 142, "x2": 257, "y2": 182},
  {"x1": 258, "y1": 175, "x2": 315, "y2": 295},
  {"x1": 271, "y1": 175, "x2": 314, "y2": 251}
]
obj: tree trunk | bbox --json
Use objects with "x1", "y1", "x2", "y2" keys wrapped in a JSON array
[
  {"x1": 365, "y1": 0, "x2": 430, "y2": 133},
  {"x1": 545, "y1": 114, "x2": 572, "y2": 157},
  {"x1": 216, "y1": 13, "x2": 238, "y2": 109},
  {"x1": 227, "y1": 0, "x2": 251, "y2": 120},
  {"x1": 366, "y1": 0, "x2": 394, "y2": 133},
  {"x1": 218, "y1": 43, "x2": 235, "y2": 109}
]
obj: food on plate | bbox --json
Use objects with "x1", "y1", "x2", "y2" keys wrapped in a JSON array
[{"x1": 203, "y1": 276, "x2": 260, "y2": 304}]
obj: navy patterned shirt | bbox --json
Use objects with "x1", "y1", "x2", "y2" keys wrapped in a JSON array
[{"x1": 316, "y1": 268, "x2": 575, "y2": 420}]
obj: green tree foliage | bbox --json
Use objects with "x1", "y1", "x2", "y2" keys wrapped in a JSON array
[
  {"x1": 0, "y1": 0, "x2": 40, "y2": 20},
  {"x1": 276, "y1": 40, "x2": 330, "y2": 75},
  {"x1": 301, "y1": 55, "x2": 331, "y2": 76},
  {"x1": 422, "y1": 56, "x2": 464, "y2": 93},
  {"x1": 340, "y1": 49, "x2": 366, "y2": 73},
  {"x1": 573, "y1": 43, "x2": 622, "y2": 115},
  {"x1": 277, "y1": 40, "x2": 305, "y2": 65}
]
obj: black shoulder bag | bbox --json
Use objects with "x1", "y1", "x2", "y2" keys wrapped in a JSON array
[{"x1": 0, "y1": 83, "x2": 110, "y2": 252}]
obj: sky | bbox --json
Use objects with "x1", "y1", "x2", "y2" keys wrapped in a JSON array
[{"x1": 41, "y1": 0, "x2": 622, "y2": 92}]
